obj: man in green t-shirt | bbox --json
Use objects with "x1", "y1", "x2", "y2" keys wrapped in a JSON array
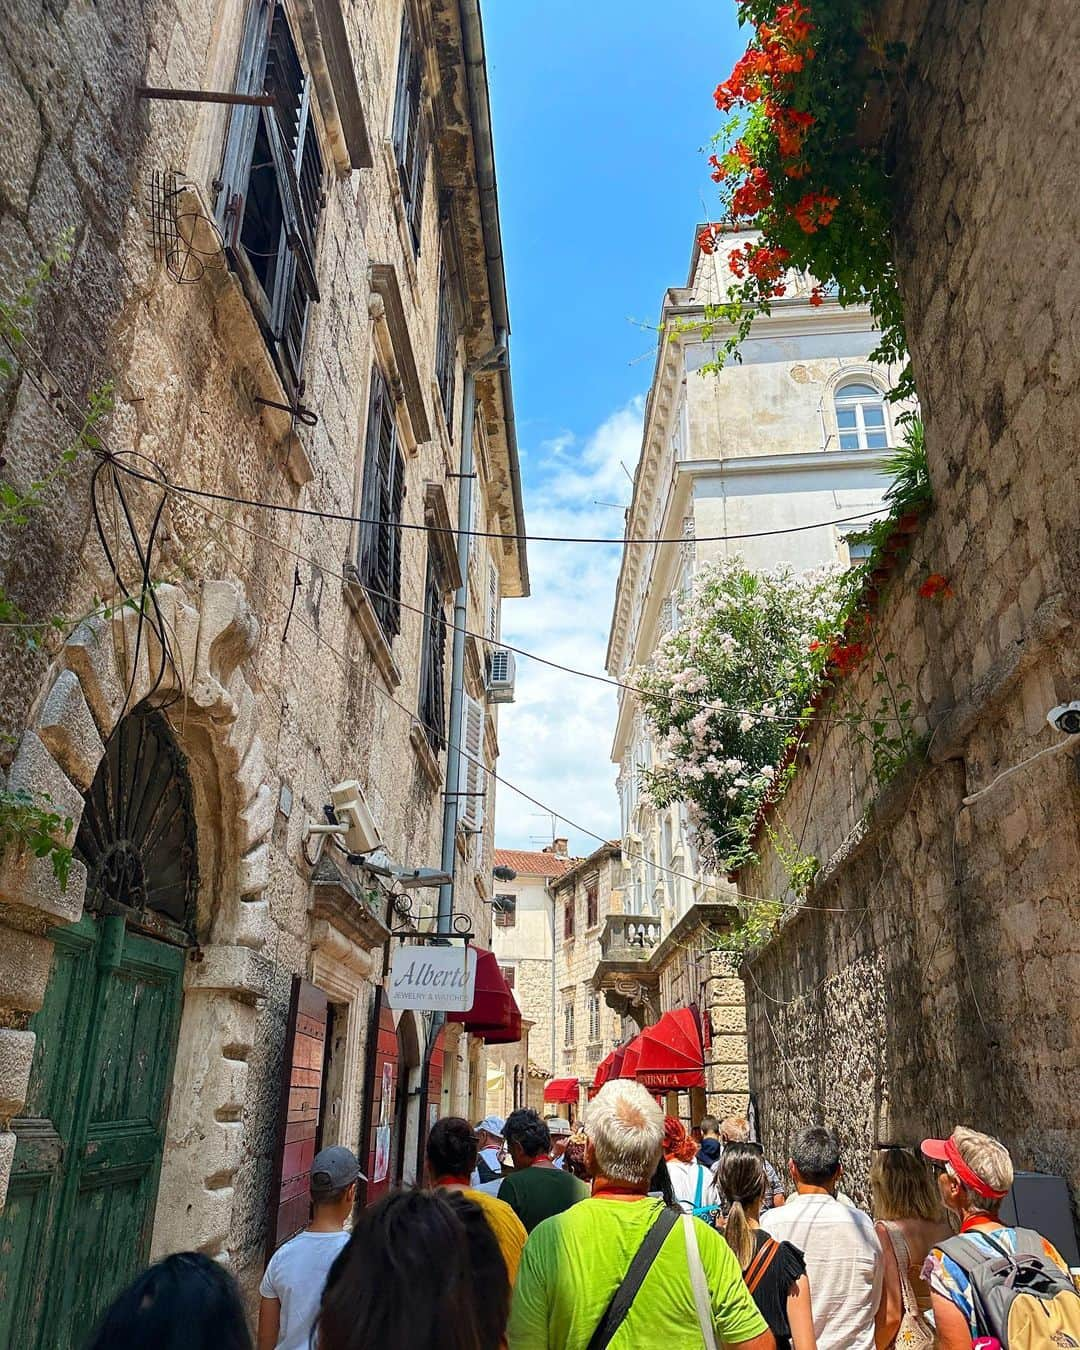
[
  {"x1": 508, "y1": 1081, "x2": 774, "y2": 1350},
  {"x1": 498, "y1": 1109, "x2": 589, "y2": 1232}
]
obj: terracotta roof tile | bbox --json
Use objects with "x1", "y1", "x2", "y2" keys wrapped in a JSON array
[{"x1": 493, "y1": 848, "x2": 579, "y2": 878}]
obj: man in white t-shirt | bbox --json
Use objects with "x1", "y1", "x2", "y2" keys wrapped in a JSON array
[
  {"x1": 257, "y1": 1146, "x2": 363, "y2": 1350},
  {"x1": 762, "y1": 1126, "x2": 882, "y2": 1350}
]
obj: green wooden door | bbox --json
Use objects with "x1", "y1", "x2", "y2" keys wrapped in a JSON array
[{"x1": 0, "y1": 912, "x2": 185, "y2": 1350}]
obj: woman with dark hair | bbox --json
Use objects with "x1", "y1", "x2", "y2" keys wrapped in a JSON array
[
  {"x1": 82, "y1": 1251, "x2": 252, "y2": 1350},
  {"x1": 718, "y1": 1143, "x2": 817, "y2": 1350},
  {"x1": 318, "y1": 1188, "x2": 510, "y2": 1350}
]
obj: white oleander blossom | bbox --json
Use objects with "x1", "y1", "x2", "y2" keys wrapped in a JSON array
[{"x1": 634, "y1": 556, "x2": 848, "y2": 870}]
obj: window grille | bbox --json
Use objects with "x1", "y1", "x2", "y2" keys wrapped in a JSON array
[
  {"x1": 217, "y1": 0, "x2": 323, "y2": 394},
  {"x1": 391, "y1": 7, "x2": 427, "y2": 252},
  {"x1": 418, "y1": 549, "x2": 446, "y2": 750},
  {"x1": 357, "y1": 365, "x2": 405, "y2": 638}
]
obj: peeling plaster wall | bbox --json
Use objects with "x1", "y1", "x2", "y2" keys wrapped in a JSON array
[
  {"x1": 740, "y1": 0, "x2": 1080, "y2": 1215},
  {"x1": 0, "y1": 0, "x2": 519, "y2": 1304}
]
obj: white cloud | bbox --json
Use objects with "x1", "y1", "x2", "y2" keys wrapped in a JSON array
[{"x1": 494, "y1": 397, "x2": 644, "y2": 857}]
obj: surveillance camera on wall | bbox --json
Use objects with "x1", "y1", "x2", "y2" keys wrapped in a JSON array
[
  {"x1": 329, "y1": 780, "x2": 381, "y2": 855},
  {"x1": 1047, "y1": 702, "x2": 1080, "y2": 737}
]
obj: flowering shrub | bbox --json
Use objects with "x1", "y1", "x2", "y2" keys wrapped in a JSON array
[
  {"x1": 700, "y1": 1, "x2": 911, "y2": 399},
  {"x1": 635, "y1": 558, "x2": 851, "y2": 871}
]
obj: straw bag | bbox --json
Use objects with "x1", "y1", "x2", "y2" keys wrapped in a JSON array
[{"x1": 883, "y1": 1222, "x2": 935, "y2": 1350}]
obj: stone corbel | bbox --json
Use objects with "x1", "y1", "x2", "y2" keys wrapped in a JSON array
[{"x1": 310, "y1": 854, "x2": 391, "y2": 952}]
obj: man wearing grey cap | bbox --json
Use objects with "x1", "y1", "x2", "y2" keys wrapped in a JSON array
[
  {"x1": 472, "y1": 1114, "x2": 506, "y2": 1184},
  {"x1": 257, "y1": 1145, "x2": 363, "y2": 1350}
]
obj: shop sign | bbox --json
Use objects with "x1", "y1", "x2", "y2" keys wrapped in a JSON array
[{"x1": 387, "y1": 944, "x2": 477, "y2": 1012}]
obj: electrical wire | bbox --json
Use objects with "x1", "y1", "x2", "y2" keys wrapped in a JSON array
[
  {"x1": 172, "y1": 485, "x2": 864, "y2": 916},
  {"x1": 110, "y1": 454, "x2": 884, "y2": 548}
]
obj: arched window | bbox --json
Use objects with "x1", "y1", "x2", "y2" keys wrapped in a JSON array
[{"x1": 835, "y1": 381, "x2": 890, "y2": 450}]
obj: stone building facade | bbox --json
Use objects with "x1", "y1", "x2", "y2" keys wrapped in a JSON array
[
  {"x1": 594, "y1": 226, "x2": 906, "y2": 1132},
  {"x1": 550, "y1": 841, "x2": 624, "y2": 1118},
  {"x1": 738, "y1": 0, "x2": 1079, "y2": 1215},
  {"x1": 0, "y1": 0, "x2": 526, "y2": 1334},
  {"x1": 490, "y1": 842, "x2": 576, "y2": 1082}
]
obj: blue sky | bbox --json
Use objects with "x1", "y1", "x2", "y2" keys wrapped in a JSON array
[{"x1": 485, "y1": 2, "x2": 745, "y2": 854}]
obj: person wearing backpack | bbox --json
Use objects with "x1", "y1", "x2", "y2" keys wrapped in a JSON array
[
  {"x1": 920, "y1": 1126, "x2": 1079, "y2": 1350},
  {"x1": 507, "y1": 1079, "x2": 775, "y2": 1349}
]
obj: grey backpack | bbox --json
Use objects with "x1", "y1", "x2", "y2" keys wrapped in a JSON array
[{"x1": 939, "y1": 1228, "x2": 1080, "y2": 1349}]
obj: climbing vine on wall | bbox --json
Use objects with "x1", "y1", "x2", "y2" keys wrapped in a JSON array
[
  {"x1": 0, "y1": 240, "x2": 113, "y2": 888},
  {"x1": 699, "y1": 0, "x2": 911, "y2": 398}
]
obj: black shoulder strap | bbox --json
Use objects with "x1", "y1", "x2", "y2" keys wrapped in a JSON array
[{"x1": 586, "y1": 1206, "x2": 680, "y2": 1350}]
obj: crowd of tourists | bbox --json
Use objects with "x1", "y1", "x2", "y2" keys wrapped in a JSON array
[{"x1": 82, "y1": 1083, "x2": 1078, "y2": 1350}]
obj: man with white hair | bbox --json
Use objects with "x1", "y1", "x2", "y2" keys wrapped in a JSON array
[{"x1": 508, "y1": 1080, "x2": 774, "y2": 1349}]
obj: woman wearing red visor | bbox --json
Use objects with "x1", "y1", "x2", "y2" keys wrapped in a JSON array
[{"x1": 919, "y1": 1126, "x2": 1073, "y2": 1348}]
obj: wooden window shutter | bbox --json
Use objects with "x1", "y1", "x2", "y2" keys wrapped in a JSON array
[
  {"x1": 487, "y1": 561, "x2": 499, "y2": 641},
  {"x1": 418, "y1": 550, "x2": 446, "y2": 750},
  {"x1": 459, "y1": 694, "x2": 486, "y2": 830},
  {"x1": 358, "y1": 368, "x2": 404, "y2": 639},
  {"x1": 266, "y1": 976, "x2": 329, "y2": 1260},
  {"x1": 435, "y1": 263, "x2": 457, "y2": 433},
  {"x1": 358, "y1": 366, "x2": 387, "y2": 593},
  {"x1": 391, "y1": 9, "x2": 413, "y2": 167}
]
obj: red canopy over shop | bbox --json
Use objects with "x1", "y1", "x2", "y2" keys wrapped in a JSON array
[
  {"x1": 475, "y1": 1000, "x2": 522, "y2": 1046},
  {"x1": 591, "y1": 1051, "x2": 616, "y2": 1091},
  {"x1": 619, "y1": 1034, "x2": 644, "y2": 1080},
  {"x1": 634, "y1": 1007, "x2": 705, "y2": 1090},
  {"x1": 543, "y1": 1077, "x2": 580, "y2": 1105},
  {"x1": 446, "y1": 945, "x2": 513, "y2": 1030}
]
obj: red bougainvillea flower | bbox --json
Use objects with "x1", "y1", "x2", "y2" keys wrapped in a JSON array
[
  {"x1": 698, "y1": 222, "x2": 725, "y2": 255},
  {"x1": 919, "y1": 573, "x2": 954, "y2": 600},
  {"x1": 809, "y1": 284, "x2": 826, "y2": 307},
  {"x1": 708, "y1": 154, "x2": 727, "y2": 183}
]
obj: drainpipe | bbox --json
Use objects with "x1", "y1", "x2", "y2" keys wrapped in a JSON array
[
  {"x1": 548, "y1": 881, "x2": 557, "y2": 1077},
  {"x1": 438, "y1": 332, "x2": 509, "y2": 936}
]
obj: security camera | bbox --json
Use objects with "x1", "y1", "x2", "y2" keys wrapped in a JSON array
[
  {"x1": 329, "y1": 781, "x2": 381, "y2": 854},
  {"x1": 1047, "y1": 702, "x2": 1080, "y2": 737}
]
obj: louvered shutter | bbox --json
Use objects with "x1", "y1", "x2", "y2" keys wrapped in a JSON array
[
  {"x1": 358, "y1": 367, "x2": 386, "y2": 593},
  {"x1": 459, "y1": 694, "x2": 486, "y2": 830},
  {"x1": 384, "y1": 446, "x2": 405, "y2": 637},
  {"x1": 391, "y1": 10, "x2": 413, "y2": 165},
  {"x1": 487, "y1": 561, "x2": 499, "y2": 641},
  {"x1": 217, "y1": 0, "x2": 272, "y2": 242}
]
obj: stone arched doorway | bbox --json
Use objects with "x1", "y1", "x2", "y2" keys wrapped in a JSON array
[
  {"x1": 0, "y1": 580, "x2": 274, "y2": 1290},
  {"x1": 394, "y1": 1010, "x2": 424, "y2": 1186},
  {"x1": 0, "y1": 703, "x2": 198, "y2": 1348}
]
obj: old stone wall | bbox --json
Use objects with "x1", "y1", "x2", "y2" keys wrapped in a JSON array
[
  {"x1": 740, "y1": 0, "x2": 1080, "y2": 1215},
  {"x1": 0, "y1": 0, "x2": 520, "y2": 1305}
]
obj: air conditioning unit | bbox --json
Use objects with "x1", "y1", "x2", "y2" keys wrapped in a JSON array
[{"x1": 486, "y1": 648, "x2": 516, "y2": 704}]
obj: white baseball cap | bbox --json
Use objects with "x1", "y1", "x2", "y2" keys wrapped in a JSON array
[{"x1": 474, "y1": 1115, "x2": 505, "y2": 1138}]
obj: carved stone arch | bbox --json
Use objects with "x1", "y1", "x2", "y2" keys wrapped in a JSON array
[{"x1": 0, "y1": 579, "x2": 274, "y2": 1261}]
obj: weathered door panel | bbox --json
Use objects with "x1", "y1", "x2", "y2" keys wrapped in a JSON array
[
  {"x1": 0, "y1": 917, "x2": 184, "y2": 1350},
  {"x1": 266, "y1": 977, "x2": 329, "y2": 1259}
]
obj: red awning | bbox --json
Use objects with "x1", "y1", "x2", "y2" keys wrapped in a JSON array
[
  {"x1": 543, "y1": 1077, "x2": 580, "y2": 1105},
  {"x1": 619, "y1": 1034, "x2": 644, "y2": 1080},
  {"x1": 591, "y1": 1051, "x2": 616, "y2": 1090},
  {"x1": 478, "y1": 1001, "x2": 522, "y2": 1046},
  {"x1": 634, "y1": 1007, "x2": 705, "y2": 1090},
  {"x1": 446, "y1": 946, "x2": 513, "y2": 1030}
]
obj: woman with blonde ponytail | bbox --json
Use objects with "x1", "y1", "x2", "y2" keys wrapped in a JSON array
[{"x1": 718, "y1": 1144, "x2": 818, "y2": 1350}]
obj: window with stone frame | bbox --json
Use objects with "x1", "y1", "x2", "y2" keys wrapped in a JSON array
[
  {"x1": 417, "y1": 547, "x2": 447, "y2": 750},
  {"x1": 217, "y1": 0, "x2": 324, "y2": 396},
  {"x1": 391, "y1": 5, "x2": 428, "y2": 253},
  {"x1": 563, "y1": 890, "x2": 575, "y2": 941},
  {"x1": 835, "y1": 380, "x2": 891, "y2": 450},
  {"x1": 493, "y1": 893, "x2": 516, "y2": 928},
  {"x1": 587, "y1": 991, "x2": 601, "y2": 1043},
  {"x1": 563, "y1": 995, "x2": 575, "y2": 1048},
  {"x1": 357, "y1": 365, "x2": 406, "y2": 640},
  {"x1": 585, "y1": 874, "x2": 599, "y2": 929},
  {"x1": 434, "y1": 260, "x2": 457, "y2": 434},
  {"x1": 499, "y1": 964, "x2": 515, "y2": 992}
]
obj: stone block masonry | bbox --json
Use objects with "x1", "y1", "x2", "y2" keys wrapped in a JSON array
[{"x1": 739, "y1": 0, "x2": 1080, "y2": 1214}]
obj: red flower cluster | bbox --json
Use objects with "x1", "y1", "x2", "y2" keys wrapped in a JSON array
[
  {"x1": 714, "y1": 2, "x2": 815, "y2": 110},
  {"x1": 830, "y1": 640, "x2": 867, "y2": 675},
  {"x1": 697, "y1": 222, "x2": 724, "y2": 255},
  {"x1": 792, "y1": 190, "x2": 839, "y2": 232},
  {"x1": 766, "y1": 101, "x2": 815, "y2": 158},
  {"x1": 730, "y1": 166, "x2": 774, "y2": 217},
  {"x1": 727, "y1": 242, "x2": 791, "y2": 295},
  {"x1": 918, "y1": 573, "x2": 954, "y2": 600},
  {"x1": 808, "y1": 283, "x2": 826, "y2": 307}
]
